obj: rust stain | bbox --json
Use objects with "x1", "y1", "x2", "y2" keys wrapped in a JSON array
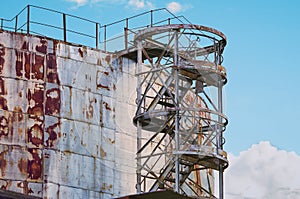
[
  {"x1": 35, "y1": 39, "x2": 47, "y2": 54},
  {"x1": 0, "y1": 116, "x2": 9, "y2": 138},
  {"x1": 24, "y1": 52, "x2": 31, "y2": 79},
  {"x1": 0, "y1": 77, "x2": 5, "y2": 95},
  {"x1": 97, "y1": 84, "x2": 110, "y2": 91},
  {"x1": 0, "y1": 150, "x2": 7, "y2": 176},
  {"x1": 0, "y1": 180, "x2": 11, "y2": 190},
  {"x1": 100, "y1": 146, "x2": 106, "y2": 158},
  {"x1": 97, "y1": 58, "x2": 101, "y2": 66},
  {"x1": 46, "y1": 54, "x2": 60, "y2": 84},
  {"x1": 15, "y1": 50, "x2": 23, "y2": 77},
  {"x1": 27, "y1": 148, "x2": 42, "y2": 180},
  {"x1": 22, "y1": 41, "x2": 29, "y2": 51},
  {"x1": 105, "y1": 55, "x2": 111, "y2": 63},
  {"x1": 18, "y1": 158, "x2": 28, "y2": 175},
  {"x1": 17, "y1": 181, "x2": 34, "y2": 195},
  {"x1": 32, "y1": 54, "x2": 44, "y2": 80},
  {"x1": 27, "y1": 85, "x2": 44, "y2": 116},
  {"x1": 101, "y1": 183, "x2": 113, "y2": 191},
  {"x1": 103, "y1": 101, "x2": 112, "y2": 111},
  {"x1": 45, "y1": 121, "x2": 61, "y2": 147},
  {"x1": 45, "y1": 88, "x2": 60, "y2": 116},
  {"x1": 103, "y1": 71, "x2": 109, "y2": 76},
  {"x1": 28, "y1": 124, "x2": 43, "y2": 147},
  {"x1": 0, "y1": 44, "x2": 5, "y2": 74},
  {"x1": 13, "y1": 106, "x2": 24, "y2": 122},
  {"x1": 86, "y1": 99, "x2": 94, "y2": 119},
  {"x1": 15, "y1": 49, "x2": 31, "y2": 79},
  {"x1": 78, "y1": 48, "x2": 83, "y2": 57}
]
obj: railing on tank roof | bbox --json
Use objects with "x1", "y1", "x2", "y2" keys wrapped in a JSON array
[{"x1": 0, "y1": 5, "x2": 192, "y2": 52}]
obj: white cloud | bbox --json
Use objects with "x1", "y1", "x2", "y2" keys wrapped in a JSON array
[
  {"x1": 225, "y1": 141, "x2": 300, "y2": 199},
  {"x1": 166, "y1": 1, "x2": 182, "y2": 13},
  {"x1": 128, "y1": 0, "x2": 144, "y2": 8},
  {"x1": 128, "y1": 0, "x2": 154, "y2": 9},
  {"x1": 67, "y1": 0, "x2": 88, "y2": 7}
]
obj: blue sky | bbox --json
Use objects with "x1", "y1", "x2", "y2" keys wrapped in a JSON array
[
  {"x1": 2, "y1": 0, "x2": 298, "y2": 155},
  {"x1": 1, "y1": 1, "x2": 300, "y2": 197}
]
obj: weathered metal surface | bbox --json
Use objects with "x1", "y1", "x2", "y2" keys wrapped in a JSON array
[
  {"x1": 0, "y1": 30, "x2": 138, "y2": 198},
  {"x1": 132, "y1": 24, "x2": 228, "y2": 198}
]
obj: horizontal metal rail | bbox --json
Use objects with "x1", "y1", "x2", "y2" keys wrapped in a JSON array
[{"x1": 0, "y1": 5, "x2": 191, "y2": 52}]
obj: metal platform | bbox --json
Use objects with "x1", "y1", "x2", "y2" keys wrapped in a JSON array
[{"x1": 115, "y1": 190, "x2": 207, "y2": 199}]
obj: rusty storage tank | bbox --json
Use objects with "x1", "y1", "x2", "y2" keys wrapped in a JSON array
[{"x1": 0, "y1": 5, "x2": 228, "y2": 199}]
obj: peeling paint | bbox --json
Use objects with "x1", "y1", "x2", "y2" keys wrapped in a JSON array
[{"x1": 0, "y1": 30, "x2": 137, "y2": 198}]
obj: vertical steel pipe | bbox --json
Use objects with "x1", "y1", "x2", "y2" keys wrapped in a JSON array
[
  {"x1": 136, "y1": 39, "x2": 142, "y2": 193},
  {"x1": 63, "y1": 13, "x2": 67, "y2": 42},
  {"x1": 27, "y1": 5, "x2": 30, "y2": 34},
  {"x1": 174, "y1": 29, "x2": 180, "y2": 194}
]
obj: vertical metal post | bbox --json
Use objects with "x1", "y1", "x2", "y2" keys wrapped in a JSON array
[
  {"x1": 150, "y1": 10, "x2": 153, "y2": 27},
  {"x1": 96, "y1": 23, "x2": 99, "y2": 49},
  {"x1": 104, "y1": 25, "x2": 107, "y2": 52},
  {"x1": 218, "y1": 80, "x2": 224, "y2": 199},
  {"x1": 63, "y1": 13, "x2": 67, "y2": 42},
  {"x1": 15, "y1": 15, "x2": 18, "y2": 32},
  {"x1": 27, "y1": 5, "x2": 30, "y2": 34},
  {"x1": 124, "y1": 18, "x2": 128, "y2": 50},
  {"x1": 174, "y1": 29, "x2": 180, "y2": 193},
  {"x1": 136, "y1": 39, "x2": 142, "y2": 193}
]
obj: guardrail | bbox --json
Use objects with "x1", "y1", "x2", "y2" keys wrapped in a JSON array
[{"x1": 0, "y1": 5, "x2": 191, "y2": 52}]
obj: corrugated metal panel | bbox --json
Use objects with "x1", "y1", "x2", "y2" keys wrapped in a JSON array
[{"x1": 0, "y1": 30, "x2": 138, "y2": 198}]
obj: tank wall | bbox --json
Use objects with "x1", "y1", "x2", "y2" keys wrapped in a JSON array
[{"x1": 0, "y1": 30, "x2": 137, "y2": 198}]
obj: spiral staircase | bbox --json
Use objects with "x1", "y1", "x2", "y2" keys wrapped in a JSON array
[{"x1": 122, "y1": 24, "x2": 228, "y2": 199}]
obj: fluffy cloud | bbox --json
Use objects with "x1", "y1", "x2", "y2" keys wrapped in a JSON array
[
  {"x1": 225, "y1": 141, "x2": 300, "y2": 199},
  {"x1": 67, "y1": 0, "x2": 88, "y2": 7},
  {"x1": 66, "y1": 0, "x2": 154, "y2": 10},
  {"x1": 128, "y1": 0, "x2": 154, "y2": 9},
  {"x1": 166, "y1": 1, "x2": 182, "y2": 13}
]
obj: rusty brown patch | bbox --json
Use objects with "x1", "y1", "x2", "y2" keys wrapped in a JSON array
[
  {"x1": 28, "y1": 124, "x2": 43, "y2": 147},
  {"x1": 0, "y1": 44, "x2": 5, "y2": 74},
  {"x1": 103, "y1": 101, "x2": 112, "y2": 111},
  {"x1": 45, "y1": 121, "x2": 61, "y2": 147},
  {"x1": 15, "y1": 50, "x2": 23, "y2": 77},
  {"x1": 17, "y1": 181, "x2": 33, "y2": 194},
  {"x1": 0, "y1": 150, "x2": 7, "y2": 176},
  {"x1": 32, "y1": 54, "x2": 44, "y2": 80},
  {"x1": 27, "y1": 86, "x2": 44, "y2": 116},
  {"x1": 0, "y1": 77, "x2": 5, "y2": 95},
  {"x1": 105, "y1": 55, "x2": 111, "y2": 63},
  {"x1": 24, "y1": 52, "x2": 31, "y2": 79},
  {"x1": 36, "y1": 39, "x2": 47, "y2": 54},
  {"x1": 97, "y1": 58, "x2": 101, "y2": 66},
  {"x1": 0, "y1": 180, "x2": 11, "y2": 190},
  {"x1": 27, "y1": 149, "x2": 42, "y2": 180},
  {"x1": 46, "y1": 54, "x2": 60, "y2": 84},
  {"x1": 13, "y1": 106, "x2": 24, "y2": 122},
  {"x1": 0, "y1": 97, "x2": 8, "y2": 110},
  {"x1": 100, "y1": 146, "x2": 106, "y2": 158},
  {"x1": 78, "y1": 48, "x2": 83, "y2": 58},
  {"x1": 97, "y1": 84, "x2": 110, "y2": 91},
  {"x1": 22, "y1": 41, "x2": 29, "y2": 50},
  {"x1": 0, "y1": 116, "x2": 9, "y2": 138},
  {"x1": 45, "y1": 88, "x2": 60, "y2": 116},
  {"x1": 18, "y1": 158, "x2": 28, "y2": 175},
  {"x1": 86, "y1": 99, "x2": 94, "y2": 119}
]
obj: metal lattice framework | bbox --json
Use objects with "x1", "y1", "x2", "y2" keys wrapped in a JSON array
[{"x1": 132, "y1": 24, "x2": 228, "y2": 199}]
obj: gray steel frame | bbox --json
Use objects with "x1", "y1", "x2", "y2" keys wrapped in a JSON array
[{"x1": 133, "y1": 24, "x2": 228, "y2": 199}]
